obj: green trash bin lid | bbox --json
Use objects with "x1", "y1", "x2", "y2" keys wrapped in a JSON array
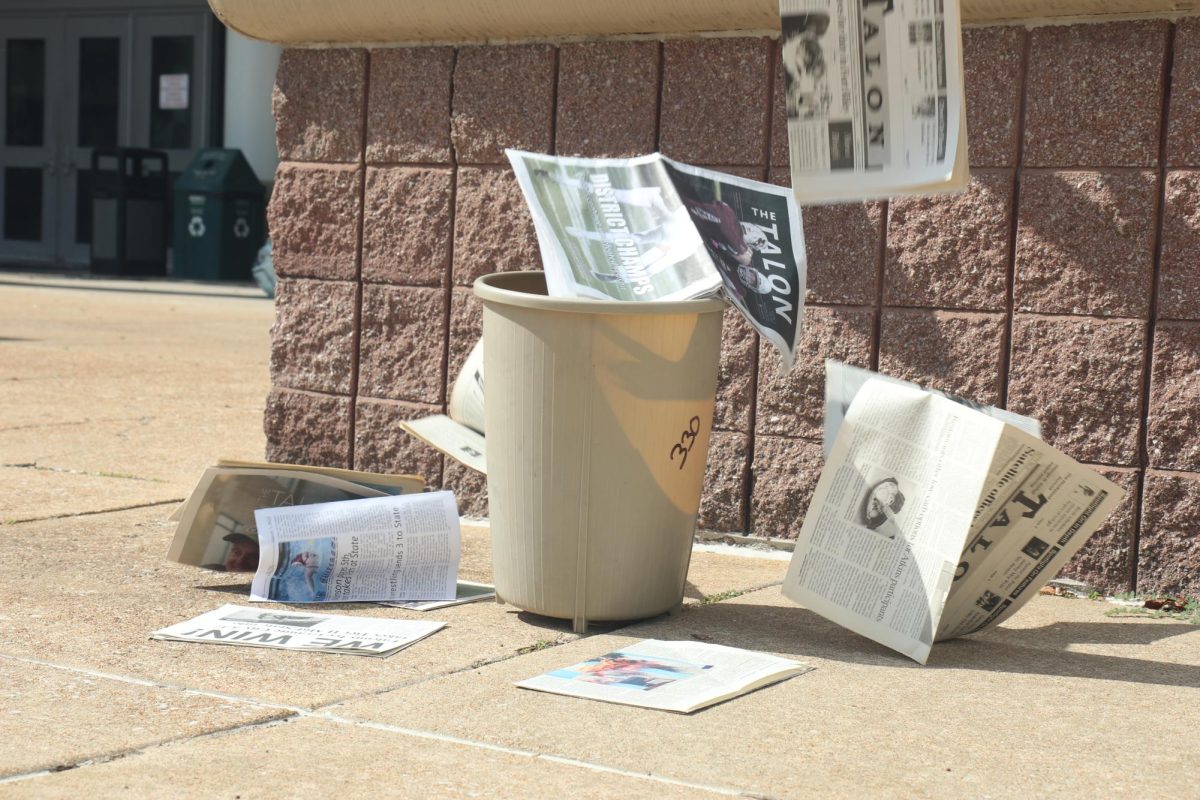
[{"x1": 174, "y1": 148, "x2": 263, "y2": 195}]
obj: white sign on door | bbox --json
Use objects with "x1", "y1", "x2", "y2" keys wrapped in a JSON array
[{"x1": 159, "y1": 73, "x2": 189, "y2": 110}]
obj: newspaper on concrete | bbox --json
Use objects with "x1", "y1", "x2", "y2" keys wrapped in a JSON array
[
  {"x1": 780, "y1": 0, "x2": 968, "y2": 204},
  {"x1": 507, "y1": 149, "x2": 807, "y2": 369},
  {"x1": 150, "y1": 604, "x2": 445, "y2": 658},
  {"x1": 400, "y1": 338, "x2": 487, "y2": 473},
  {"x1": 166, "y1": 463, "x2": 425, "y2": 571},
  {"x1": 783, "y1": 378, "x2": 1124, "y2": 664},
  {"x1": 250, "y1": 491, "x2": 461, "y2": 604},
  {"x1": 380, "y1": 580, "x2": 496, "y2": 610},
  {"x1": 822, "y1": 360, "x2": 1042, "y2": 457},
  {"x1": 516, "y1": 639, "x2": 813, "y2": 713}
]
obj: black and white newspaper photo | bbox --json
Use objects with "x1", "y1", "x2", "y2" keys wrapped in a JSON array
[
  {"x1": 506, "y1": 149, "x2": 807, "y2": 369},
  {"x1": 780, "y1": 0, "x2": 968, "y2": 203},
  {"x1": 782, "y1": 378, "x2": 1123, "y2": 663},
  {"x1": 150, "y1": 604, "x2": 446, "y2": 658},
  {"x1": 250, "y1": 491, "x2": 461, "y2": 604}
]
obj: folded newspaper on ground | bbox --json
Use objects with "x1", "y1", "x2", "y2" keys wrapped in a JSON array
[
  {"x1": 250, "y1": 491, "x2": 461, "y2": 604},
  {"x1": 516, "y1": 640, "x2": 812, "y2": 713},
  {"x1": 780, "y1": 0, "x2": 968, "y2": 203},
  {"x1": 380, "y1": 580, "x2": 496, "y2": 611},
  {"x1": 400, "y1": 338, "x2": 487, "y2": 473},
  {"x1": 150, "y1": 604, "x2": 445, "y2": 658},
  {"x1": 166, "y1": 463, "x2": 425, "y2": 571},
  {"x1": 783, "y1": 378, "x2": 1123, "y2": 664},
  {"x1": 822, "y1": 360, "x2": 1042, "y2": 457},
  {"x1": 507, "y1": 150, "x2": 807, "y2": 370}
]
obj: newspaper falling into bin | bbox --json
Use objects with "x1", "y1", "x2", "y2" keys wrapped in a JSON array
[
  {"x1": 780, "y1": 0, "x2": 969, "y2": 204},
  {"x1": 507, "y1": 150, "x2": 808, "y2": 371}
]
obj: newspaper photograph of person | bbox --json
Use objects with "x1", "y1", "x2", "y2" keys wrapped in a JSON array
[
  {"x1": 780, "y1": 10, "x2": 841, "y2": 121},
  {"x1": 662, "y1": 160, "x2": 804, "y2": 368}
]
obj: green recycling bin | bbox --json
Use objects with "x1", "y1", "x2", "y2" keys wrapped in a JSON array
[{"x1": 172, "y1": 148, "x2": 265, "y2": 281}]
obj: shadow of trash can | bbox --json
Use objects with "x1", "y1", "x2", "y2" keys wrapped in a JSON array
[{"x1": 474, "y1": 271, "x2": 725, "y2": 633}]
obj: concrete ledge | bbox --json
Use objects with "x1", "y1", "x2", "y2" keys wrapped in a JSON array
[{"x1": 210, "y1": 0, "x2": 1200, "y2": 44}]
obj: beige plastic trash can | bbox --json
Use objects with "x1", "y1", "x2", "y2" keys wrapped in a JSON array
[{"x1": 474, "y1": 271, "x2": 725, "y2": 633}]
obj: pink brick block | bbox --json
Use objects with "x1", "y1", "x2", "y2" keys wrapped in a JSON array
[
  {"x1": 878, "y1": 309, "x2": 1006, "y2": 406},
  {"x1": 366, "y1": 47, "x2": 453, "y2": 164},
  {"x1": 1159, "y1": 171, "x2": 1200, "y2": 320},
  {"x1": 963, "y1": 26, "x2": 1025, "y2": 168},
  {"x1": 268, "y1": 164, "x2": 361, "y2": 281},
  {"x1": 750, "y1": 435, "x2": 823, "y2": 539},
  {"x1": 452, "y1": 45, "x2": 555, "y2": 164},
  {"x1": 698, "y1": 431, "x2": 750, "y2": 533},
  {"x1": 452, "y1": 167, "x2": 541, "y2": 286},
  {"x1": 362, "y1": 167, "x2": 453, "y2": 286},
  {"x1": 273, "y1": 49, "x2": 366, "y2": 163},
  {"x1": 660, "y1": 38, "x2": 773, "y2": 165},
  {"x1": 353, "y1": 397, "x2": 444, "y2": 487},
  {"x1": 1147, "y1": 322, "x2": 1200, "y2": 471},
  {"x1": 1024, "y1": 21, "x2": 1167, "y2": 167},
  {"x1": 715, "y1": 308, "x2": 757, "y2": 434},
  {"x1": 1008, "y1": 315, "x2": 1146, "y2": 465},
  {"x1": 1167, "y1": 18, "x2": 1200, "y2": 167},
  {"x1": 885, "y1": 170, "x2": 1013, "y2": 311},
  {"x1": 1138, "y1": 470, "x2": 1200, "y2": 595},
  {"x1": 1015, "y1": 170, "x2": 1157, "y2": 317},
  {"x1": 448, "y1": 288, "x2": 483, "y2": 391},
  {"x1": 357, "y1": 285, "x2": 447, "y2": 404},
  {"x1": 270, "y1": 278, "x2": 358, "y2": 396},
  {"x1": 264, "y1": 388, "x2": 352, "y2": 469},
  {"x1": 556, "y1": 41, "x2": 660, "y2": 158}
]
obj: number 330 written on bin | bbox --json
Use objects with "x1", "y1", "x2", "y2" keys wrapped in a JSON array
[{"x1": 670, "y1": 416, "x2": 702, "y2": 470}]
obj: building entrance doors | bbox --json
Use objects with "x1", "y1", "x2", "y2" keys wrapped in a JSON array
[{"x1": 0, "y1": 9, "x2": 211, "y2": 267}]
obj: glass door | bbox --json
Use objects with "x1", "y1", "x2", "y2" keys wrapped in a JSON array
[
  {"x1": 0, "y1": 18, "x2": 62, "y2": 263},
  {"x1": 58, "y1": 16, "x2": 131, "y2": 265},
  {"x1": 132, "y1": 13, "x2": 210, "y2": 176}
]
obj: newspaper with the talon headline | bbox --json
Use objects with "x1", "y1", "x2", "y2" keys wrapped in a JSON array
[
  {"x1": 780, "y1": 0, "x2": 968, "y2": 204},
  {"x1": 507, "y1": 149, "x2": 807, "y2": 370},
  {"x1": 516, "y1": 640, "x2": 813, "y2": 713},
  {"x1": 150, "y1": 604, "x2": 445, "y2": 658},
  {"x1": 822, "y1": 360, "x2": 1042, "y2": 458},
  {"x1": 783, "y1": 378, "x2": 1124, "y2": 664},
  {"x1": 250, "y1": 491, "x2": 461, "y2": 604},
  {"x1": 165, "y1": 463, "x2": 425, "y2": 572}
]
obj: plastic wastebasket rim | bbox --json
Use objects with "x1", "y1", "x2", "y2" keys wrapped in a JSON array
[{"x1": 473, "y1": 271, "x2": 727, "y2": 316}]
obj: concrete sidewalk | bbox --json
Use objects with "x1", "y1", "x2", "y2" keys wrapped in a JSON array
[{"x1": 1, "y1": 274, "x2": 1196, "y2": 798}]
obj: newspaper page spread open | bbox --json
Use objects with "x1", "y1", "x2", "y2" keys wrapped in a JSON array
[
  {"x1": 781, "y1": 0, "x2": 967, "y2": 204},
  {"x1": 400, "y1": 338, "x2": 488, "y2": 474},
  {"x1": 167, "y1": 467, "x2": 392, "y2": 571},
  {"x1": 516, "y1": 640, "x2": 813, "y2": 713},
  {"x1": 783, "y1": 379, "x2": 1124, "y2": 663},
  {"x1": 822, "y1": 360, "x2": 1042, "y2": 457},
  {"x1": 507, "y1": 149, "x2": 807, "y2": 369},
  {"x1": 251, "y1": 491, "x2": 461, "y2": 604},
  {"x1": 150, "y1": 604, "x2": 445, "y2": 658}
]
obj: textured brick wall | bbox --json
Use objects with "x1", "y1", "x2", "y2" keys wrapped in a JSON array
[{"x1": 265, "y1": 20, "x2": 1200, "y2": 595}]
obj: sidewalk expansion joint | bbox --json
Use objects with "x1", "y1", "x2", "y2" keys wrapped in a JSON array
[
  {"x1": 307, "y1": 711, "x2": 770, "y2": 798},
  {"x1": 2, "y1": 461, "x2": 167, "y2": 483},
  {"x1": 3, "y1": 498, "x2": 185, "y2": 526}
]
